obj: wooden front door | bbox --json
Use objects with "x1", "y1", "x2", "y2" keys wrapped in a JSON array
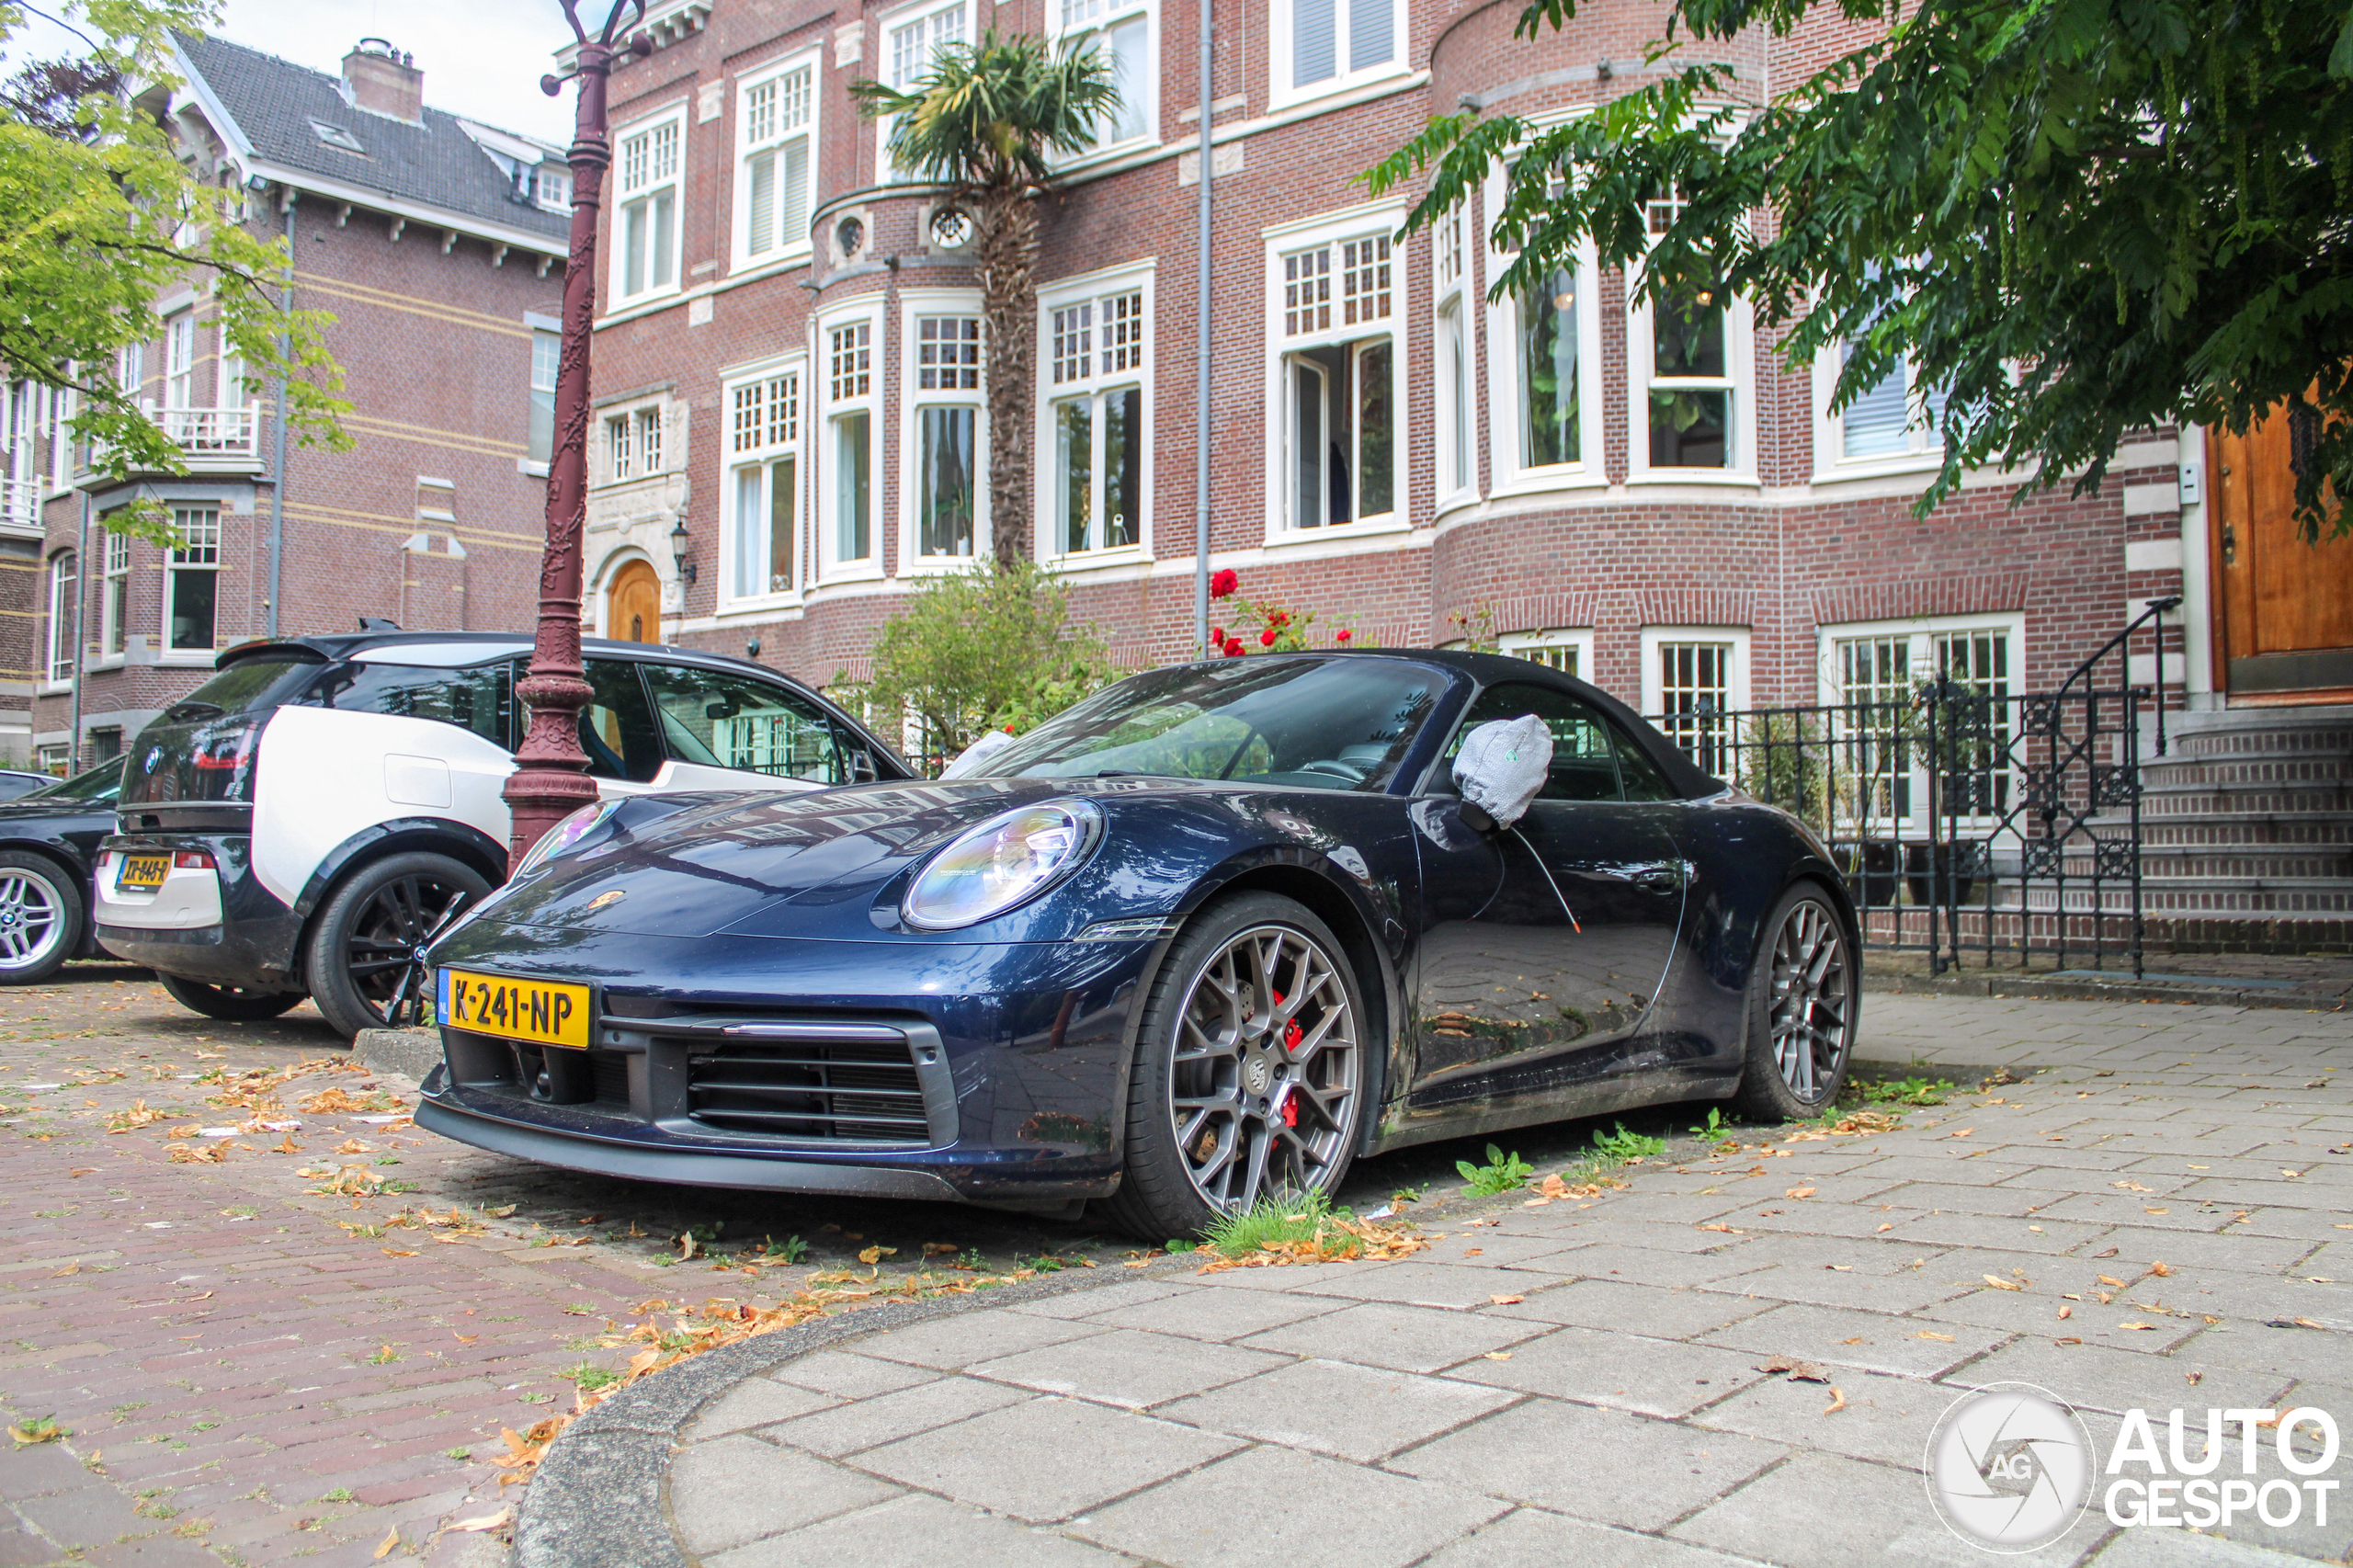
[
  {"x1": 607, "y1": 561, "x2": 661, "y2": 645},
  {"x1": 2211, "y1": 404, "x2": 2353, "y2": 700}
]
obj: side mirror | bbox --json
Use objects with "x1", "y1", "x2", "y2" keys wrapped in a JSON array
[
  {"x1": 1451, "y1": 716, "x2": 1552, "y2": 830},
  {"x1": 847, "y1": 748, "x2": 880, "y2": 783}
]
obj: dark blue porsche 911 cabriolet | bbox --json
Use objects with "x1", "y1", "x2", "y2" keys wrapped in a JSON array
[{"x1": 416, "y1": 650, "x2": 1857, "y2": 1238}]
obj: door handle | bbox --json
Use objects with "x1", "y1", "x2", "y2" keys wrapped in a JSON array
[{"x1": 1631, "y1": 866, "x2": 1681, "y2": 893}]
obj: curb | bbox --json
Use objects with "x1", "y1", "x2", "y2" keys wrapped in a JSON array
[
  {"x1": 1861, "y1": 970, "x2": 2347, "y2": 1012},
  {"x1": 354, "y1": 1027, "x2": 441, "y2": 1082}
]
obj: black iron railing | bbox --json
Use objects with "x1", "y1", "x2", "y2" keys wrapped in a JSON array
[{"x1": 1646, "y1": 597, "x2": 2180, "y2": 978}]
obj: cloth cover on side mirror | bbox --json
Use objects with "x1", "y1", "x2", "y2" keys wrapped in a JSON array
[
  {"x1": 1452, "y1": 715, "x2": 1552, "y2": 829},
  {"x1": 939, "y1": 727, "x2": 1016, "y2": 779}
]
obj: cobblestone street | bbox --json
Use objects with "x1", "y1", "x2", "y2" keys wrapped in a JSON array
[{"x1": 1, "y1": 967, "x2": 2348, "y2": 1565}]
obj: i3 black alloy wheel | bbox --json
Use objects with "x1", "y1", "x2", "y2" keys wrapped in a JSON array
[
  {"x1": 1104, "y1": 892, "x2": 1366, "y2": 1241},
  {"x1": 0, "y1": 850, "x2": 80, "y2": 984},
  {"x1": 1731, "y1": 884, "x2": 1857, "y2": 1120},
  {"x1": 157, "y1": 971, "x2": 307, "y2": 1021},
  {"x1": 305, "y1": 851, "x2": 492, "y2": 1039}
]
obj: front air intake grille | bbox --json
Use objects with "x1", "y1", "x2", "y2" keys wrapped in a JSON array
[{"x1": 685, "y1": 1035, "x2": 930, "y2": 1143}]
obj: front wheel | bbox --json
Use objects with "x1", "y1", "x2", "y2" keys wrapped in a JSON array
[
  {"x1": 1101, "y1": 892, "x2": 1368, "y2": 1242},
  {"x1": 0, "y1": 851, "x2": 82, "y2": 984},
  {"x1": 1730, "y1": 883, "x2": 1857, "y2": 1120},
  {"x1": 305, "y1": 852, "x2": 492, "y2": 1039},
  {"x1": 157, "y1": 971, "x2": 307, "y2": 1021}
]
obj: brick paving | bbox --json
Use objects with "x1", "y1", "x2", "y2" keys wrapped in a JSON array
[{"x1": 634, "y1": 994, "x2": 2353, "y2": 1567}]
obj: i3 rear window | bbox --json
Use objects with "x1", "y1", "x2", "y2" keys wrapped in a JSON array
[
  {"x1": 172, "y1": 653, "x2": 324, "y2": 717},
  {"x1": 314, "y1": 661, "x2": 514, "y2": 750}
]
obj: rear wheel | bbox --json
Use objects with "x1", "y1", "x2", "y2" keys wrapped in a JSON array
[
  {"x1": 305, "y1": 852, "x2": 491, "y2": 1039},
  {"x1": 157, "y1": 971, "x2": 306, "y2": 1021},
  {"x1": 0, "y1": 851, "x2": 81, "y2": 984},
  {"x1": 1102, "y1": 892, "x2": 1367, "y2": 1242},
  {"x1": 1730, "y1": 883, "x2": 1857, "y2": 1120}
]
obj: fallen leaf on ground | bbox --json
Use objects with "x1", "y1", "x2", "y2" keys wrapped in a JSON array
[
  {"x1": 1462, "y1": 1247, "x2": 1483, "y2": 1256},
  {"x1": 1946, "y1": 1128, "x2": 1974, "y2": 1139},
  {"x1": 2144, "y1": 1207, "x2": 2170, "y2": 1215},
  {"x1": 454, "y1": 1333, "x2": 479, "y2": 1345},
  {"x1": 921, "y1": 1242, "x2": 957, "y2": 1256},
  {"x1": 373, "y1": 1527, "x2": 400, "y2": 1559},
  {"x1": 272, "y1": 1138, "x2": 301, "y2": 1154},
  {"x1": 2111, "y1": 1180, "x2": 2152, "y2": 1193},
  {"x1": 2186, "y1": 1370, "x2": 2203, "y2": 1384},
  {"x1": 1982, "y1": 1275, "x2": 2024, "y2": 1291},
  {"x1": 2120, "y1": 1322, "x2": 2156, "y2": 1331},
  {"x1": 857, "y1": 1246, "x2": 897, "y2": 1265},
  {"x1": 7, "y1": 1422, "x2": 65, "y2": 1445},
  {"x1": 2098, "y1": 1275, "x2": 2126, "y2": 1287},
  {"x1": 1489, "y1": 1293, "x2": 1523, "y2": 1306},
  {"x1": 1786, "y1": 1186, "x2": 1815, "y2": 1199},
  {"x1": 381, "y1": 1247, "x2": 418, "y2": 1258},
  {"x1": 1876, "y1": 1222, "x2": 1893, "y2": 1233},
  {"x1": 1914, "y1": 1331, "x2": 1956, "y2": 1342},
  {"x1": 2057, "y1": 1305, "x2": 2073, "y2": 1320},
  {"x1": 449, "y1": 1510, "x2": 510, "y2": 1533},
  {"x1": 2054, "y1": 1335, "x2": 2084, "y2": 1346},
  {"x1": 167, "y1": 1143, "x2": 223, "y2": 1165},
  {"x1": 2150, "y1": 1262, "x2": 2171, "y2": 1277},
  {"x1": 1536, "y1": 1173, "x2": 1571, "y2": 1199},
  {"x1": 1824, "y1": 1387, "x2": 1847, "y2": 1415},
  {"x1": 335, "y1": 1139, "x2": 373, "y2": 1155},
  {"x1": 1482, "y1": 1351, "x2": 1512, "y2": 1361},
  {"x1": 1756, "y1": 1356, "x2": 1830, "y2": 1381},
  {"x1": 105, "y1": 1100, "x2": 165, "y2": 1132}
]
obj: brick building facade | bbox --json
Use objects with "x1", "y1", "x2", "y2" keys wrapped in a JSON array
[
  {"x1": 573, "y1": 0, "x2": 2219, "y2": 737},
  {"x1": 14, "y1": 35, "x2": 573, "y2": 772}
]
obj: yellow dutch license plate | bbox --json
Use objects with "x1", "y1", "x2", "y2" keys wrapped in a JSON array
[
  {"x1": 440, "y1": 969, "x2": 591, "y2": 1051},
  {"x1": 116, "y1": 854, "x2": 171, "y2": 891}
]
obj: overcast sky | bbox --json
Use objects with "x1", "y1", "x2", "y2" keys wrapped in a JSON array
[{"x1": 9, "y1": 0, "x2": 576, "y2": 142}]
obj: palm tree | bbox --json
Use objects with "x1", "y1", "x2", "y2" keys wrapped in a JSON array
[{"x1": 851, "y1": 31, "x2": 1120, "y2": 571}]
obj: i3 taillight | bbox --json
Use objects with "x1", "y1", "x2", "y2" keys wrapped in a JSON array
[{"x1": 173, "y1": 850, "x2": 215, "y2": 871}]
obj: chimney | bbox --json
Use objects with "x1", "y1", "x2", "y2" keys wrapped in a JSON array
[{"x1": 343, "y1": 39, "x2": 423, "y2": 125}]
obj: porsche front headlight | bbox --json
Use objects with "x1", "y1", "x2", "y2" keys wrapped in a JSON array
[
  {"x1": 516, "y1": 798, "x2": 621, "y2": 878},
  {"x1": 903, "y1": 800, "x2": 1101, "y2": 931}
]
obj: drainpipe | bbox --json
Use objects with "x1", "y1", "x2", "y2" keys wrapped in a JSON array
[
  {"x1": 68, "y1": 490, "x2": 88, "y2": 771},
  {"x1": 1192, "y1": 0, "x2": 1213, "y2": 655},
  {"x1": 267, "y1": 188, "x2": 294, "y2": 639}
]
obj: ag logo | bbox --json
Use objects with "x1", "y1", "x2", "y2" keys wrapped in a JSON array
[
  {"x1": 586, "y1": 889, "x2": 625, "y2": 912},
  {"x1": 1924, "y1": 1382, "x2": 2093, "y2": 1552}
]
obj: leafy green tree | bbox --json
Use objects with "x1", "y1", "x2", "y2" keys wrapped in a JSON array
[
  {"x1": 842, "y1": 561, "x2": 1109, "y2": 772},
  {"x1": 850, "y1": 33, "x2": 1119, "y2": 569},
  {"x1": 0, "y1": 1, "x2": 347, "y2": 540},
  {"x1": 1368, "y1": 0, "x2": 2353, "y2": 534}
]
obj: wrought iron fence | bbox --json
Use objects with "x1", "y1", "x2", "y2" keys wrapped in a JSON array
[{"x1": 1644, "y1": 597, "x2": 2178, "y2": 978}]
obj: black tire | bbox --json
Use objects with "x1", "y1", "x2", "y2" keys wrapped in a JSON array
[
  {"x1": 304, "y1": 851, "x2": 491, "y2": 1039},
  {"x1": 0, "y1": 850, "x2": 83, "y2": 984},
  {"x1": 157, "y1": 971, "x2": 307, "y2": 1021},
  {"x1": 1729, "y1": 882, "x2": 1859, "y2": 1120},
  {"x1": 1101, "y1": 892, "x2": 1369, "y2": 1242}
]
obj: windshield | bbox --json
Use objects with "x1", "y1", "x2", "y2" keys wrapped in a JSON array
[
  {"x1": 170, "y1": 653, "x2": 324, "y2": 718},
  {"x1": 26, "y1": 759, "x2": 123, "y2": 803},
  {"x1": 973, "y1": 658, "x2": 1449, "y2": 791}
]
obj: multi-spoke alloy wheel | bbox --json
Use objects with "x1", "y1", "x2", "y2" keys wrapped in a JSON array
[
  {"x1": 0, "y1": 858, "x2": 71, "y2": 983},
  {"x1": 305, "y1": 851, "x2": 492, "y2": 1038},
  {"x1": 1105, "y1": 892, "x2": 1368, "y2": 1239},
  {"x1": 1733, "y1": 886, "x2": 1856, "y2": 1119}
]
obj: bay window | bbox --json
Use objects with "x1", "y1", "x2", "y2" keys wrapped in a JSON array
[
  {"x1": 725, "y1": 366, "x2": 801, "y2": 603},
  {"x1": 822, "y1": 316, "x2": 877, "y2": 576},
  {"x1": 614, "y1": 111, "x2": 682, "y2": 303},
  {"x1": 1270, "y1": 218, "x2": 1402, "y2": 535},
  {"x1": 1629, "y1": 185, "x2": 1755, "y2": 479},
  {"x1": 735, "y1": 56, "x2": 816, "y2": 269},
  {"x1": 1043, "y1": 269, "x2": 1150, "y2": 559},
  {"x1": 1432, "y1": 202, "x2": 1475, "y2": 502},
  {"x1": 881, "y1": 0, "x2": 967, "y2": 180},
  {"x1": 165, "y1": 507, "x2": 219, "y2": 654},
  {"x1": 906, "y1": 307, "x2": 983, "y2": 562}
]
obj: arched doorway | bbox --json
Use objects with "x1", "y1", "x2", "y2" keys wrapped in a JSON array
[{"x1": 607, "y1": 560, "x2": 660, "y2": 644}]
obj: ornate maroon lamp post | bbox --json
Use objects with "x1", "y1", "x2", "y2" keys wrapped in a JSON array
[{"x1": 503, "y1": 1, "x2": 654, "y2": 872}]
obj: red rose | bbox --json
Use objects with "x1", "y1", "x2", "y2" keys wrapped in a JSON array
[
  {"x1": 1271, "y1": 611, "x2": 1290, "y2": 627},
  {"x1": 1210, "y1": 568, "x2": 1239, "y2": 600},
  {"x1": 1259, "y1": 629, "x2": 1278, "y2": 647},
  {"x1": 1224, "y1": 637, "x2": 1245, "y2": 656},
  {"x1": 1336, "y1": 629, "x2": 1352, "y2": 642},
  {"x1": 1211, "y1": 626, "x2": 1224, "y2": 644}
]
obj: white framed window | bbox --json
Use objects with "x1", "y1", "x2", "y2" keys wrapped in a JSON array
[
  {"x1": 45, "y1": 550, "x2": 76, "y2": 685},
  {"x1": 5, "y1": 381, "x2": 35, "y2": 518},
  {"x1": 164, "y1": 313, "x2": 196, "y2": 408},
  {"x1": 534, "y1": 165, "x2": 573, "y2": 211},
  {"x1": 1271, "y1": 0, "x2": 1405, "y2": 107},
  {"x1": 1264, "y1": 206, "x2": 1406, "y2": 541},
  {"x1": 1813, "y1": 338, "x2": 1946, "y2": 478},
  {"x1": 879, "y1": 0, "x2": 968, "y2": 182},
  {"x1": 117, "y1": 341, "x2": 144, "y2": 401},
  {"x1": 1483, "y1": 158, "x2": 1603, "y2": 495},
  {"x1": 1817, "y1": 612, "x2": 2022, "y2": 827},
  {"x1": 1431, "y1": 201, "x2": 1477, "y2": 506},
  {"x1": 165, "y1": 507, "x2": 219, "y2": 655},
  {"x1": 1051, "y1": 0, "x2": 1153, "y2": 148},
  {"x1": 613, "y1": 108, "x2": 684, "y2": 304},
  {"x1": 1040, "y1": 264, "x2": 1152, "y2": 562},
  {"x1": 604, "y1": 406, "x2": 665, "y2": 483},
  {"x1": 901, "y1": 297, "x2": 984, "y2": 566},
  {"x1": 1627, "y1": 187, "x2": 1756, "y2": 483},
  {"x1": 1641, "y1": 626, "x2": 1750, "y2": 777},
  {"x1": 100, "y1": 526, "x2": 129, "y2": 660},
  {"x1": 819, "y1": 311, "x2": 880, "y2": 580},
  {"x1": 1499, "y1": 627, "x2": 1593, "y2": 679},
  {"x1": 528, "y1": 328, "x2": 559, "y2": 467},
  {"x1": 733, "y1": 52, "x2": 818, "y2": 271},
  {"x1": 723, "y1": 362, "x2": 803, "y2": 605}
]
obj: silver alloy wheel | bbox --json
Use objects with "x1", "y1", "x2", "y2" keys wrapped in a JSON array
[
  {"x1": 1168, "y1": 921, "x2": 1360, "y2": 1213},
  {"x1": 1768, "y1": 897, "x2": 1851, "y2": 1099},
  {"x1": 0, "y1": 867, "x2": 65, "y2": 974}
]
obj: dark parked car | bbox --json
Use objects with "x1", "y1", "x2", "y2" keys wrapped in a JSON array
[
  {"x1": 0, "y1": 759, "x2": 126, "y2": 983},
  {"x1": 0, "y1": 769, "x2": 57, "y2": 802},
  {"x1": 418, "y1": 651, "x2": 1859, "y2": 1238}
]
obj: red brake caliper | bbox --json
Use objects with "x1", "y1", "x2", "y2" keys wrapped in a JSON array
[{"x1": 1272, "y1": 989, "x2": 1302, "y2": 1126}]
